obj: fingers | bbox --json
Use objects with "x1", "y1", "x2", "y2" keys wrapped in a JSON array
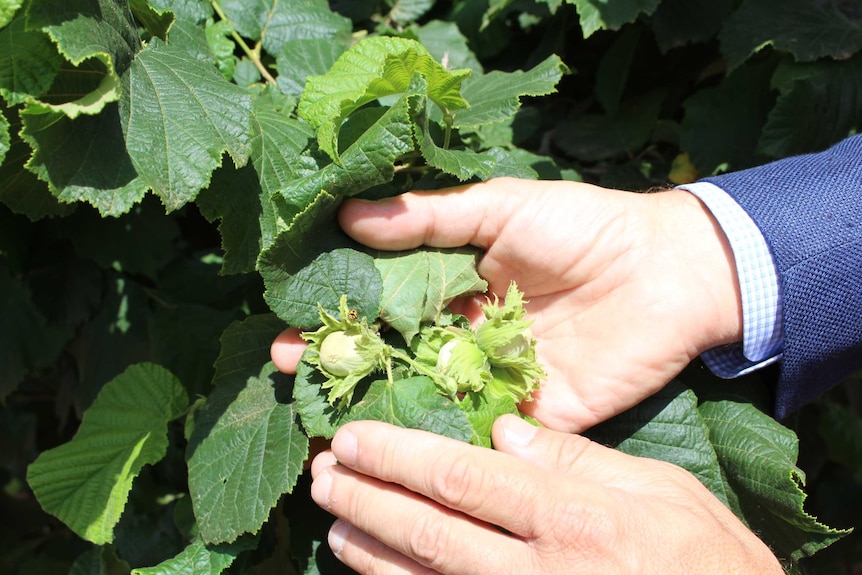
[
  {"x1": 338, "y1": 179, "x2": 529, "y2": 251},
  {"x1": 270, "y1": 327, "x2": 306, "y2": 374},
  {"x1": 311, "y1": 420, "x2": 785, "y2": 575},
  {"x1": 325, "y1": 520, "x2": 440, "y2": 575},
  {"x1": 312, "y1": 457, "x2": 528, "y2": 574},
  {"x1": 308, "y1": 419, "x2": 630, "y2": 574},
  {"x1": 491, "y1": 415, "x2": 639, "y2": 484},
  {"x1": 316, "y1": 420, "x2": 576, "y2": 538},
  {"x1": 445, "y1": 293, "x2": 486, "y2": 325}
]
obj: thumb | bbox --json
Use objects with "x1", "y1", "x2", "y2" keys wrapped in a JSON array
[
  {"x1": 270, "y1": 327, "x2": 307, "y2": 374},
  {"x1": 337, "y1": 179, "x2": 523, "y2": 251},
  {"x1": 492, "y1": 414, "x2": 641, "y2": 483}
]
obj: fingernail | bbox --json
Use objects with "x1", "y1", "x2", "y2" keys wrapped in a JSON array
[
  {"x1": 502, "y1": 415, "x2": 538, "y2": 447},
  {"x1": 311, "y1": 470, "x2": 333, "y2": 509},
  {"x1": 329, "y1": 520, "x2": 351, "y2": 557},
  {"x1": 331, "y1": 428, "x2": 358, "y2": 466}
]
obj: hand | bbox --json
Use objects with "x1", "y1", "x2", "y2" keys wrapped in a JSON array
[
  {"x1": 309, "y1": 415, "x2": 783, "y2": 575},
  {"x1": 274, "y1": 178, "x2": 742, "y2": 432}
]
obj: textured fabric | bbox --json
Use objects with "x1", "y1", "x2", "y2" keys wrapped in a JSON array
[
  {"x1": 679, "y1": 181, "x2": 783, "y2": 377},
  {"x1": 704, "y1": 134, "x2": 862, "y2": 419}
]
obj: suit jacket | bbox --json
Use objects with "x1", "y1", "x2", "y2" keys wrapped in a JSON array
[{"x1": 705, "y1": 135, "x2": 862, "y2": 418}]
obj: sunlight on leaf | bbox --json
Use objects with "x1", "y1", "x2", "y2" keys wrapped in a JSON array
[{"x1": 27, "y1": 363, "x2": 188, "y2": 544}]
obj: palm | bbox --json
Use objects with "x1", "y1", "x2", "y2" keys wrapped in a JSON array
[{"x1": 340, "y1": 179, "x2": 741, "y2": 432}]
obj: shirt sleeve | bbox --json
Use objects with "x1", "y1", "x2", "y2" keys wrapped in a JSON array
[{"x1": 676, "y1": 181, "x2": 784, "y2": 377}]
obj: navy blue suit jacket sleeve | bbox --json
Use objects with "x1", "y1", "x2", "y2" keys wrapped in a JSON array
[{"x1": 704, "y1": 135, "x2": 862, "y2": 419}]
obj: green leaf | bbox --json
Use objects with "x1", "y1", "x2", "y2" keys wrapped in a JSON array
[
  {"x1": 459, "y1": 393, "x2": 519, "y2": 448},
  {"x1": 414, "y1": 100, "x2": 497, "y2": 180},
  {"x1": 554, "y1": 90, "x2": 665, "y2": 162},
  {"x1": 454, "y1": 0, "x2": 513, "y2": 60},
  {"x1": 587, "y1": 381, "x2": 731, "y2": 506},
  {"x1": 218, "y1": 0, "x2": 351, "y2": 56},
  {"x1": 699, "y1": 398, "x2": 850, "y2": 562},
  {"x1": 758, "y1": 54, "x2": 862, "y2": 158},
  {"x1": 0, "y1": 15, "x2": 62, "y2": 106},
  {"x1": 212, "y1": 314, "x2": 287, "y2": 389},
  {"x1": 680, "y1": 58, "x2": 776, "y2": 174},
  {"x1": 417, "y1": 137, "x2": 496, "y2": 181},
  {"x1": 506, "y1": 146, "x2": 582, "y2": 181},
  {"x1": 374, "y1": 248, "x2": 488, "y2": 344},
  {"x1": 205, "y1": 18, "x2": 237, "y2": 81},
  {"x1": 161, "y1": 18, "x2": 212, "y2": 64},
  {"x1": 128, "y1": 0, "x2": 175, "y2": 41},
  {"x1": 484, "y1": 146, "x2": 541, "y2": 180},
  {"x1": 298, "y1": 36, "x2": 470, "y2": 160},
  {"x1": 294, "y1": 361, "x2": 473, "y2": 442},
  {"x1": 292, "y1": 359, "x2": 340, "y2": 438},
  {"x1": 195, "y1": 164, "x2": 265, "y2": 275},
  {"x1": 21, "y1": 105, "x2": 147, "y2": 216},
  {"x1": 483, "y1": 0, "x2": 520, "y2": 26},
  {"x1": 0, "y1": 0, "x2": 22, "y2": 28},
  {"x1": 27, "y1": 363, "x2": 188, "y2": 544},
  {"x1": 263, "y1": 246, "x2": 384, "y2": 329},
  {"x1": 26, "y1": 0, "x2": 140, "y2": 118},
  {"x1": 387, "y1": 0, "x2": 435, "y2": 25},
  {"x1": 280, "y1": 87, "x2": 418, "y2": 208},
  {"x1": 120, "y1": 38, "x2": 253, "y2": 211},
  {"x1": 349, "y1": 376, "x2": 474, "y2": 442},
  {"x1": 453, "y1": 55, "x2": 567, "y2": 128},
  {"x1": 149, "y1": 303, "x2": 241, "y2": 397},
  {"x1": 566, "y1": 0, "x2": 661, "y2": 38},
  {"x1": 69, "y1": 545, "x2": 131, "y2": 575},
  {"x1": 720, "y1": 0, "x2": 862, "y2": 71},
  {"x1": 186, "y1": 362, "x2": 308, "y2": 544},
  {"x1": 232, "y1": 56, "x2": 261, "y2": 88},
  {"x1": 147, "y1": 0, "x2": 213, "y2": 24},
  {"x1": 259, "y1": 188, "x2": 384, "y2": 328},
  {"x1": 113, "y1": 501, "x2": 186, "y2": 568},
  {"x1": 276, "y1": 38, "x2": 349, "y2": 97},
  {"x1": 413, "y1": 19, "x2": 483, "y2": 74},
  {"x1": 131, "y1": 534, "x2": 258, "y2": 575},
  {"x1": 589, "y1": 379, "x2": 849, "y2": 562},
  {"x1": 250, "y1": 93, "x2": 318, "y2": 202}
]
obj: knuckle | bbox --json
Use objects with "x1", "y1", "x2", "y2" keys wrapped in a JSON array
[
  {"x1": 357, "y1": 544, "x2": 397, "y2": 575},
  {"x1": 405, "y1": 511, "x2": 452, "y2": 569},
  {"x1": 427, "y1": 452, "x2": 479, "y2": 510},
  {"x1": 551, "y1": 433, "x2": 596, "y2": 472}
]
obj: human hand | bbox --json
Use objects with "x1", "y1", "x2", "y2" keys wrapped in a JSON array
[
  {"x1": 309, "y1": 415, "x2": 783, "y2": 575},
  {"x1": 272, "y1": 178, "x2": 741, "y2": 432}
]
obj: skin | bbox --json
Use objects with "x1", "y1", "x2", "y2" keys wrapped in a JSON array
[
  {"x1": 272, "y1": 178, "x2": 743, "y2": 432},
  {"x1": 309, "y1": 417, "x2": 784, "y2": 575},
  {"x1": 270, "y1": 179, "x2": 783, "y2": 574}
]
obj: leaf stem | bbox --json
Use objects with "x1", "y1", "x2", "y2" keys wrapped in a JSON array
[
  {"x1": 210, "y1": 0, "x2": 277, "y2": 85},
  {"x1": 442, "y1": 112, "x2": 454, "y2": 150},
  {"x1": 390, "y1": 348, "x2": 441, "y2": 381}
]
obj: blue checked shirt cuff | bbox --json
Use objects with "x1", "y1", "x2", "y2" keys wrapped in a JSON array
[{"x1": 677, "y1": 181, "x2": 784, "y2": 377}]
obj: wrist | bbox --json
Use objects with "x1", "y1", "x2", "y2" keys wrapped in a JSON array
[{"x1": 648, "y1": 189, "x2": 744, "y2": 353}]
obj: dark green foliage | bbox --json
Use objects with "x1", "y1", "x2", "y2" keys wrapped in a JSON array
[{"x1": 2, "y1": 1, "x2": 861, "y2": 574}]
